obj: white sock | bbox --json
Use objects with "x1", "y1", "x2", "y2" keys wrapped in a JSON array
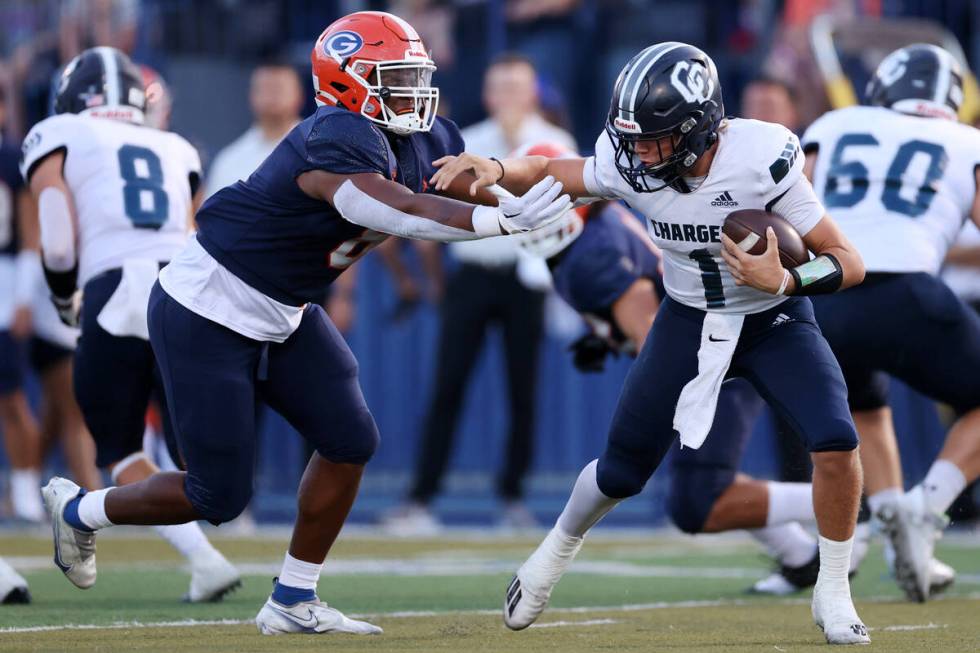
[
  {"x1": 77, "y1": 488, "x2": 115, "y2": 530},
  {"x1": 766, "y1": 482, "x2": 816, "y2": 525},
  {"x1": 867, "y1": 487, "x2": 902, "y2": 514},
  {"x1": 277, "y1": 552, "x2": 322, "y2": 591},
  {"x1": 556, "y1": 460, "x2": 621, "y2": 538},
  {"x1": 920, "y1": 459, "x2": 967, "y2": 515},
  {"x1": 153, "y1": 523, "x2": 216, "y2": 562},
  {"x1": 750, "y1": 522, "x2": 817, "y2": 567},
  {"x1": 816, "y1": 535, "x2": 853, "y2": 589},
  {"x1": 10, "y1": 469, "x2": 43, "y2": 520}
]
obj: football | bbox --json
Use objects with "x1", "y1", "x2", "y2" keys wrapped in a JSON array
[{"x1": 722, "y1": 209, "x2": 810, "y2": 268}]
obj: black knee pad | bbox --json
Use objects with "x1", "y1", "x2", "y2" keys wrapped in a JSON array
[
  {"x1": 184, "y1": 472, "x2": 253, "y2": 526},
  {"x1": 666, "y1": 466, "x2": 733, "y2": 534}
]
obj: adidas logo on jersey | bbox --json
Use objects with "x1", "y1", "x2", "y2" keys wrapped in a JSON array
[
  {"x1": 711, "y1": 191, "x2": 738, "y2": 207},
  {"x1": 771, "y1": 313, "x2": 793, "y2": 327}
]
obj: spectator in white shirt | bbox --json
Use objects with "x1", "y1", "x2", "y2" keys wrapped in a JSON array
[
  {"x1": 383, "y1": 53, "x2": 576, "y2": 535},
  {"x1": 204, "y1": 61, "x2": 303, "y2": 198}
]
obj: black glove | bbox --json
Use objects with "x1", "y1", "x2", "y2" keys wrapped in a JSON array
[{"x1": 569, "y1": 332, "x2": 615, "y2": 373}]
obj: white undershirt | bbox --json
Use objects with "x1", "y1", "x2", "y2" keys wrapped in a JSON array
[{"x1": 158, "y1": 236, "x2": 304, "y2": 343}]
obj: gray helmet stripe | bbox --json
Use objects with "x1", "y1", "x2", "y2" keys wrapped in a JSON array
[
  {"x1": 95, "y1": 46, "x2": 120, "y2": 106},
  {"x1": 928, "y1": 44, "x2": 952, "y2": 106},
  {"x1": 622, "y1": 42, "x2": 686, "y2": 121},
  {"x1": 617, "y1": 42, "x2": 674, "y2": 120}
]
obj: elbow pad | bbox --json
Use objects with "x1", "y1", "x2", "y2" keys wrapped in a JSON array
[
  {"x1": 38, "y1": 186, "x2": 77, "y2": 272},
  {"x1": 790, "y1": 254, "x2": 842, "y2": 295}
]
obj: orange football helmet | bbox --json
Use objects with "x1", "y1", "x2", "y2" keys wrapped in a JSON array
[
  {"x1": 139, "y1": 64, "x2": 172, "y2": 130},
  {"x1": 311, "y1": 11, "x2": 438, "y2": 135}
]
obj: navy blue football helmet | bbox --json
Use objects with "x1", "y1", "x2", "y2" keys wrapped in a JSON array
[
  {"x1": 53, "y1": 47, "x2": 146, "y2": 124},
  {"x1": 866, "y1": 43, "x2": 963, "y2": 121},
  {"x1": 606, "y1": 42, "x2": 724, "y2": 193}
]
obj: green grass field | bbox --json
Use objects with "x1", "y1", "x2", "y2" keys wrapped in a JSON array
[{"x1": 1, "y1": 529, "x2": 978, "y2": 651}]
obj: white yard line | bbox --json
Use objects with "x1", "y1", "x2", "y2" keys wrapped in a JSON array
[
  {"x1": 530, "y1": 618, "x2": 619, "y2": 629},
  {"x1": 2, "y1": 556, "x2": 768, "y2": 579},
  {"x1": 4, "y1": 596, "x2": 974, "y2": 635}
]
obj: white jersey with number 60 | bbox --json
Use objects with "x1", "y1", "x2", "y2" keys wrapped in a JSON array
[
  {"x1": 803, "y1": 105, "x2": 980, "y2": 275},
  {"x1": 20, "y1": 113, "x2": 201, "y2": 285}
]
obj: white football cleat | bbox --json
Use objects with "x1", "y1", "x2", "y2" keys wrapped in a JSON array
[
  {"x1": 184, "y1": 550, "x2": 242, "y2": 603},
  {"x1": 42, "y1": 477, "x2": 97, "y2": 589},
  {"x1": 876, "y1": 485, "x2": 946, "y2": 602},
  {"x1": 0, "y1": 558, "x2": 31, "y2": 604},
  {"x1": 255, "y1": 596, "x2": 382, "y2": 635},
  {"x1": 811, "y1": 582, "x2": 870, "y2": 645},
  {"x1": 929, "y1": 558, "x2": 955, "y2": 595},
  {"x1": 504, "y1": 527, "x2": 583, "y2": 630}
]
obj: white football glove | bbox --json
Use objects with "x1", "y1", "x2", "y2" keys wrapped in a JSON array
[{"x1": 495, "y1": 176, "x2": 572, "y2": 234}]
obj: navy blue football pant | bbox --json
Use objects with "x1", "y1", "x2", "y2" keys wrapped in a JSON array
[
  {"x1": 596, "y1": 296, "x2": 857, "y2": 501},
  {"x1": 148, "y1": 283, "x2": 379, "y2": 525},
  {"x1": 74, "y1": 268, "x2": 174, "y2": 468},
  {"x1": 812, "y1": 272, "x2": 980, "y2": 414},
  {"x1": 666, "y1": 379, "x2": 767, "y2": 533}
]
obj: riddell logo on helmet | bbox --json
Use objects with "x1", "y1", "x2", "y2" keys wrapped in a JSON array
[{"x1": 613, "y1": 117, "x2": 641, "y2": 133}]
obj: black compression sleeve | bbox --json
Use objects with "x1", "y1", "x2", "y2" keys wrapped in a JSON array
[{"x1": 790, "y1": 253, "x2": 843, "y2": 295}]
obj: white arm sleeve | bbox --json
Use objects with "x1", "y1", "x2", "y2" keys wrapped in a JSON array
[
  {"x1": 332, "y1": 179, "x2": 485, "y2": 242},
  {"x1": 770, "y1": 175, "x2": 825, "y2": 238},
  {"x1": 38, "y1": 187, "x2": 77, "y2": 271}
]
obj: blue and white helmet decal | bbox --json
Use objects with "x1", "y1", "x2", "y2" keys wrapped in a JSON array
[{"x1": 324, "y1": 30, "x2": 364, "y2": 59}]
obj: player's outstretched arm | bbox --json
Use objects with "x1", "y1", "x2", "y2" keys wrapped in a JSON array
[
  {"x1": 297, "y1": 169, "x2": 571, "y2": 241},
  {"x1": 430, "y1": 153, "x2": 591, "y2": 199},
  {"x1": 26, "y1": 152, "x2": 82, "y2": 326}
]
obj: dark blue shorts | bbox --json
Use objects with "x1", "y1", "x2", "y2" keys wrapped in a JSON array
[
  {"x1": 0, "y1": 330, "x2": 27, "y2": 395},
  {"x1": 148, "y1": 282, "x2": 379, "y2": 523},
  {"x1": 74, "y1": 269, "x2": 166, "y2": 468},
  {"x1": 812, "y1": 273, "x2": 980, "y2": 414},
  {"x1": 596, "y1": 296, "x2": 856, "y2": 499}
]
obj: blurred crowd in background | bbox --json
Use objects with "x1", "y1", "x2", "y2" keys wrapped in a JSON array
[{"x1": 2, "y1": 0, "x2": 980, "y2": 531}]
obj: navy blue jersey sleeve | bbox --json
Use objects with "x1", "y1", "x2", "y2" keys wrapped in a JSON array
[
  {"x1": 433, "y1": 116, "x2": 464, "y2": 157},
  {"x1": 303, "y1": 109, "x2": 392, "y2": 178},
  {"x1": 560, "y1": 235, "x2": 642, "y2": 314}
]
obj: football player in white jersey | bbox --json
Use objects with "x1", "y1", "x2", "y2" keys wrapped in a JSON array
[
  {"x1": 433, "y1": 42, "x2": 870, "y2": 644},
  {"x1": 22, "y1": 47, "x2": 240, "y2": 602},
  {"x1": 802, "y1": 43, "x2": 980, "y2": 602}
]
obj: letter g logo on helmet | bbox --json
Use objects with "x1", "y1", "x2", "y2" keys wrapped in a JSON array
[
  {"x1": 670, "y1": 61, "x2": 714, "y2": 104},
  {"x1": 324, "y1": 31, "x2": 364, "y2": 58}
]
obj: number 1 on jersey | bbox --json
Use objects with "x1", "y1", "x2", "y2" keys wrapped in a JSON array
[
  {"x1": 118, "y1": 145, "x2": 169, "y2": 229},
  {"x1": 689, "y1": 248, "x2": 726, "y2": 308}
]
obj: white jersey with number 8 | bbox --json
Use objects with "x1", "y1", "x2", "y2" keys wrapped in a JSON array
[{"x1": 20, "y1": 113, "x2": 200, "y2": 285}]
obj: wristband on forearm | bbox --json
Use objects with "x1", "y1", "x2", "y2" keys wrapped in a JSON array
[
  {"x1": 43, "y1": 260, "x2": 79, "y2": 301},
  {"x1": 789, "y1": 254, "x2": 843, "y2": 295},
  {"x1": 489, "y1": 157, "x2": 505, "y2": 183}
]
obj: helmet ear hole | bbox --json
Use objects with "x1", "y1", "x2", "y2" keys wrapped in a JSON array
[{"x1": 330, "y1": 81, "x2": 350, "y2": 93}]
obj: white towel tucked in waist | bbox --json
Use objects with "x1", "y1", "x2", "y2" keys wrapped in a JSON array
[
  {"x1": 96, "y1": 258, "x2": 160, "y2": 340},
  {"x1": 673, "y1": 311, "x2": 744, "y2": 450}
]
